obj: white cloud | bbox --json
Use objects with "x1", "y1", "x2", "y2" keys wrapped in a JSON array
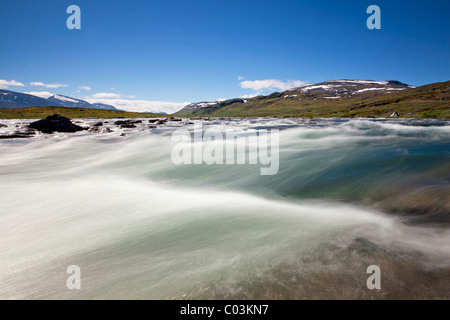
[
  {"x1": 79, "y1": 85, "x2": 91, "y2": 91},
  {"x1": 24, "y1": 91, "x2": 54, "y2": 99},
  {"x1": 237, "y1": 76, "x2": 245, "y2": 81},
  {"x1": 85, "y1": 98, "x2": 189, "y2": 114},
  {"x1": 240, "y1": 93, "x2": 260, "y2": 99},
  {"x1": 91, "y1": 92, "x2": 135, "y2": 99},
  {"x1": 30, "y1": 82, "x2": 68, "y2": 88},
  {"x1": 240, "y1": 79, "x2": 307, "y2": 92},
  {"x1": 0, "y1": 79, "x2": 25, "y2": 89},
  {"x1": 91, "y1": 92, "x2": 122, "y2": 99}
]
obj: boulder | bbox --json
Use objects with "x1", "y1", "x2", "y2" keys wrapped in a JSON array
[
  {"x1": 114, "y1": 119, "x2": 142, "y2": 126},
  {"x1": 28, "y1": 114, "x2": 84, "y2": 133},
  {"x1": 390, "y1": 111, "x2": 399, "y2": 117},
  {"x1": 121, "y1": 123, "x2": 136, "y2": 128}
]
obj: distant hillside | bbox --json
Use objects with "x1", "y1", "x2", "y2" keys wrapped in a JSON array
[
  {"x1": 0, "y1": 90, "x2": 54, "y2": 108},
  {"x1": 0, "y1": 90, "x2": 118, "y2": 110},
  {"x1": 176, "y1": 80, "x2": 450, "y2": 118},
  {"x1": 91, "y1": 103, "x2": 119, "y2": 110}
]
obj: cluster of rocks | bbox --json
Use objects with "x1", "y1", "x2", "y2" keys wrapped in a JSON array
[
  {"x1": 114, "y1": 119, "x2": 143, "y2": 128},
  {"x1": 111, "y1": 117, "x2": 187, "y2": 128},
  {"x1": 0, "y1": 126, "x2": 36, "y2": 139},
  {"x1": 0, "y1": 121, "x2": 35, "y2": 139},
  {"x1": 87, "y1": 123, "x2": 112, "y2": 134},
  {"x1": 195, "y1": 117, "x2": 234, "y2": 122},
  {"x1": 0, "y1": 114, "x2": 197, "y2": 139}
]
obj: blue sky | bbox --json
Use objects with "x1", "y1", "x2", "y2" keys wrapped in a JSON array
[{"x1": 0, "y1": 0, "x2": 448, "y2": 113}]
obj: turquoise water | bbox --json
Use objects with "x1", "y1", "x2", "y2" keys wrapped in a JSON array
[{"x1": 0, "y1": 118, "x2": 449, "y2": 299}]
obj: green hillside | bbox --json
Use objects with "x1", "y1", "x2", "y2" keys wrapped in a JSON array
[
  {"x1": 176, "y1": 81, "x2": 450, "y2": 118},
  {"x1": 0, "y1": 106, "x2": 166, "y2": 119}
]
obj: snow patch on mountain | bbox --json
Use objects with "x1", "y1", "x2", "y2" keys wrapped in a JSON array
[
  {"x1": 332, "y1": 80, "x2": 389, "y2": 85},
  {"x1": 183, "y1": 101, "x2": 218, "y2": 110},
  {"x1": 51, "y1": 95, "x2": 79, "y2": 103},
  {"x1": 293, "y1": 80, "x2": 415, "y2": 96}
]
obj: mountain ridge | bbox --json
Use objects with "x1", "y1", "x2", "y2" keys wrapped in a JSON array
[
  {"x1": 0, "y1": 90, "x2": 118, "y2": 110},
  {"x1": 176, "y1": 80, "x2": 449, "y2": 118}
]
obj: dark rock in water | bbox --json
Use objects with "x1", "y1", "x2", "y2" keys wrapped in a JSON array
[
  {"x1": 0, "y1": 129, "x2": 36, "y2": 139},
  {"x1": 121, "y1": 123, "x2": 136, "y2": 128},
  {"x1": 16, "y1": 129, "x2": 36, "y2": 136},
  {"x1": 148, "y1": 119, "x2": 159, "y2": 123},
  {"x1": 93, "y1": 122, "x2": 103, "y2": 127},
  {"x1": 0, "y1": 123, "x2": 7, "y2": 128},
  {"x1": 114, "y1": 119, "x2": 141, "y2": 126},
  {"x1": 0, "y1": 134, "x2": 29, "y2": 139},
  {"x1": 28, "y1": 114, "x2": 84, "y2": 133},
  {"x1": 115, "y1": 119, "x2": 140, "y2": 128}
]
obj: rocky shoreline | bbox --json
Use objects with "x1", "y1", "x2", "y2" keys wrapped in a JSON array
[{"x1": 0, "y1": 113, "x2": 197, "y2": 139}]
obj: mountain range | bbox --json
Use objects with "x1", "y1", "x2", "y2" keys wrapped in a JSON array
[
  {"x1": 176, "y1": 80, "x2": 449, "y2": 118},
  {"x1": 1, "y1": 79, "x2": 449, "y2": 118},
  {"x1": 0, "y1": 90, "x2": 118, "y2": 110}
]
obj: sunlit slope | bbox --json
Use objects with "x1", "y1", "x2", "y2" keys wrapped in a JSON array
[
  {"x1": 176, "y1": 80, "x2": 450, "y2": 118},
  {"x1": 0, "y1": 106, "x2": 166, "y2": 119}
]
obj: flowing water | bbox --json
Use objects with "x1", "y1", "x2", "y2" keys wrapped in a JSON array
[{"x1": 0, "y1": 118, "x2": 449, "y2": 299}]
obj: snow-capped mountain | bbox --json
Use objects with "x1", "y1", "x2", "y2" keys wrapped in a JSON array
[
  {"x1": 176, "y1": 79, "x2": 421, "y2": 116},
  {"x1": 47, "y1": 94, "x2": 94, "y2": 109},
  {"x1": 183, "y1": 101, "x2": 219, "y2": 110},
  {"x1": 178, "y1": 80, "x2": 416, "y2": 114},
  {"x1": 0, "y1": 90, "x2": 117, "y2": 110},
  {"x1": 47, "y1": 94, "x2": 117, "y2": 110},
  {"x1": 291, "y1": 80, "x2": 415, "y2": 96},
  {"x1": 0, "y1": 90, "x2": 54, "y2": 109},
  {"x1": 91, "y1": 103, "x2": 120, "y2": 110}
]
